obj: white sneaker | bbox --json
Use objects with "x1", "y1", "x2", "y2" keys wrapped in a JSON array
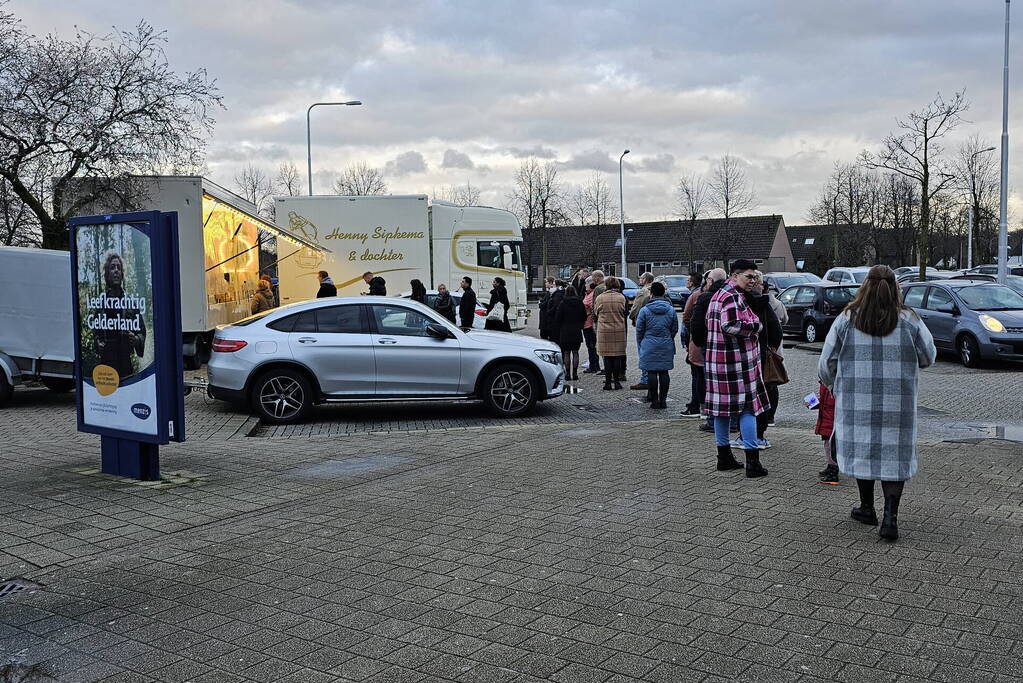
[
  {"x1": 729, "y1": 438, "x2": 744, "y2": 448},
  {"x1": 757, "y1": 439, "x2": 772, "y2": 449}
]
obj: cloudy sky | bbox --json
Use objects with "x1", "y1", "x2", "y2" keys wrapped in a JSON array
[{"x1": 10, "y1": 0, "x2": 1023, "y2": 224}]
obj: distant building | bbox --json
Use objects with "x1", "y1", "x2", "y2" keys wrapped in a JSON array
[
  {"x1": 785, "y1": 223, "x2": 878, "y2": 274},
  {"x1": 524, "y1": 215, "x2": 795, "y2": 284}
]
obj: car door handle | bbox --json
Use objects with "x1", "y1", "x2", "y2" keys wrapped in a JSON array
[
  {"x1": 377, "y1": 338, "x2": 398, "y2": 345},
  {"x1": 298, "y1": 337, "x2": 318, "y2": 343}
]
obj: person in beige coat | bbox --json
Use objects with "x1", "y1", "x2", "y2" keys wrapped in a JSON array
[{"x1": 594, "y1": 277, "x2": 628, "y2": 390}]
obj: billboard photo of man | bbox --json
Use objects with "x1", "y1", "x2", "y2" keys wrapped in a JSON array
[{"x1": 96, "y1": 252, "x2": 147, "y2": 379}]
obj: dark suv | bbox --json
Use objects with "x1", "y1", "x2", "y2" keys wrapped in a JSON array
[{"x1": 777, "y1": 283, "x2": 859, "y2": 343}]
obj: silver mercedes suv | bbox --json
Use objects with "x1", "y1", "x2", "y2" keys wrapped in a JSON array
[{"x1": 207, "y1": 297, "x2": 565, "y2": 424}]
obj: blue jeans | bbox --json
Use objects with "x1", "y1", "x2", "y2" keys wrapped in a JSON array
[
  {"x1": 714, "y1": 410, "x2": 758, "y2": 450},
  {"x1": 640, "y1": 368, "x2": 648, "y2": 384}
]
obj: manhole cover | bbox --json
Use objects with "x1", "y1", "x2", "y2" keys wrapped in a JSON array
[{"x1": 0, "y1": 578, "x2": 42, "y2": 600}]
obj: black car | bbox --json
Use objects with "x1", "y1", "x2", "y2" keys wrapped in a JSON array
[
  {"x1": 777, "y1": 282, "x2": 859, "y2": 343},
  {"x1": 762, "y1": 271, "x2": 820, "y2": 295},
  {"x1": 653, "y1": 274, "x2": 692, "y2": 308}
]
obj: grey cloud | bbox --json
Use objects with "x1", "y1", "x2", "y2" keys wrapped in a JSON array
[
  {"x1": 385, "y1": 150, "x2": 427, "y2": 177},
  {"x1": 506, "y1": 145, "x2": 558, "y2": 159},
  {"x1": 442, "y1": 149, "x2": 475, "y2": 169},
  {"x1": 638, "y1": 153, "x2": 676, "y2": 173},
  {"x1": 559, "y1": 149, "x2": 620, "y2": 173}
]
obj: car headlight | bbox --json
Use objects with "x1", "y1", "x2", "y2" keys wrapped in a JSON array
[
  {"x1": 534, "y1": 349, "x2": 562, "y2": 365},
  {"x1": 979, "y1": 314, "x2": 1006, "y2": 333}
]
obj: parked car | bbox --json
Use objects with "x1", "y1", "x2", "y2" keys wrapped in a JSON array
[
  {"x1": 653, "y1": 274, "x2": 692, "y2": 308},
  {"x1": 895, "y1": 271, "x2": 956, "y2": 284},
  {"x1": 948, "y1": 273, "x2": 1023, "y2": 296},
  {"x1": 901, "y1": 280, "x2": 1023, "y2": 367},
  {"x1": 822, "y1": 266, "x2": 872, "y2": 284},
  {"x1": 207, "y1": 298, "x2": 566, "y2": 424},
  {"x1": 762, "y1": 271, "x2": 820, "y2": 295},
  {"x1": 399, "y1": 289, "x2": 486, "y2": 328},
  {"x1": 777, "y1": 282, "x2": 859, "y2": 343},
  {"x1": 893, "y1": 266, "x2": 938, "y2": 278},
  {"x1": 618, "y1": 277, "x2": 641, "y2": 301},
  {"x1": 966, "y1": 264, "x2": 1023, "y2": 277}
]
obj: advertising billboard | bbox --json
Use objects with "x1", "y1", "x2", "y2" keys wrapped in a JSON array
[{"x1": 69, "y1": 211, "x2": 185, "y2": 446}]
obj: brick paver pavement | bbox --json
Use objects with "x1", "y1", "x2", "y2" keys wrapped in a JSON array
[{"x1": 2, "y1": 413, "x2": 1022, "y2": 682}]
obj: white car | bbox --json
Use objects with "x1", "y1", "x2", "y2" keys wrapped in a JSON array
[
  {"x1": 207, "y1": 297, "x2": 565, "y2": 424},
  {"x1": 822, "y1": 267, "x2": 872, "y2": 284}
]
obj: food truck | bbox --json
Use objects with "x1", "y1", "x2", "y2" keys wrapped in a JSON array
[
  {"x1": 275, "y1": 195, "x2": 528, "y2": 328},
  {"x1": 64, "y1": 176, "x2": 325, "y2": 368}
]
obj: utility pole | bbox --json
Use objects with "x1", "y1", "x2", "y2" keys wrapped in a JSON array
[{"x1": 998, "y1": 0, "x2": 1011, "y2": 283}]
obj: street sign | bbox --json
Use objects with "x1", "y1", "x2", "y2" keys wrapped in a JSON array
[{"x1": 69, "y1": 211, "x2": 185, "y2": 479}]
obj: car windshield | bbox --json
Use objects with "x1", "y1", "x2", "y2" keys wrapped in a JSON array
[
  {"x1": 955, "y1": 285, "x2": 1023, "y2": 310},
  {"x1": 852, "y1": 271, "x2": 868, "y2": 283},
  {"x1": 824, "y1": 287, "x2": 858, "y2": 304},
  {"x1": 774, "y1": 274, "x2": 816, "y2": 289},
  {"x1": 662, "y1": 276, "x2": 687, "y2": 287}
]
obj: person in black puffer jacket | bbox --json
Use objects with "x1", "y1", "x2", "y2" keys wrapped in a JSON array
[
  {"x1": 744, "y1": 273, "x2": 784, "y2": 447},
  {"x1": 363, "y1": 271, "x2": 386, "y2": 296},
  {"x1": 689, "y1": 268, "x2": 728, "y2": 431}
]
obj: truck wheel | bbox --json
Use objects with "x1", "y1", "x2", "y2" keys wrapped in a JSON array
[
  {"x1": 250, "y1": 368, "x2": 312, "y2": 425},
  {"x1": 183, "y1": 353, "x2": 201, "y2": 371},
  {"x1": 482, "y1": 364, "x2": 538, "y2": 418},
  {"x1": 804, "y1": 321, "x2": 819, "y2": 344},
  {"x1": 958, "y1": 334, "x2": 981, "y2": 368},
  {"x1": 0, "y1": 372, "x2": 12, "y2": 408},
  {"x1": 41, "y1": 378, "x2": 75, "y2": 393}
]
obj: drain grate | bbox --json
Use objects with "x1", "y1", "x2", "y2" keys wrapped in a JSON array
[{"x1": 0, "y1": 578, "x2": 42, "y2": 600}]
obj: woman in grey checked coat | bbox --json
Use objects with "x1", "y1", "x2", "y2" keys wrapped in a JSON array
[
  {"x1": 704, "y1": 259, "x2": 770, "y2": 478},
  {"x1": 819, "y1": 264, "x2": 936, "y2": 541}
]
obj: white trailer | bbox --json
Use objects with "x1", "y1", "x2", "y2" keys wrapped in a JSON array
[
  {"x1": 0, "y1": 247, "x2": 76, "y2": 405},
  {"x1": 65, "y1": 176, "x2": 325, "y2": 367},
  {"x1": 275, "y1": 195, "x2": 528, "y2": 328}
]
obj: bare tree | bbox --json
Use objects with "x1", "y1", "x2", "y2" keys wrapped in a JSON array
[
  {"x1": 954, "y1": 135, "x2": 1000, "y2": 265},
  {"x1": 438, "y1": 180, "x2": 481, "y2": 206},
  {"x1": 233, "y1": 163, "x2": 274, "y2": 217},
  {"x1": 861, "y1": 90, "x2": 969, "y2": 277},
  {"x1": 508, "y1": 158, "x2": 566, "y2": 282},
  {"x1": 0, "y1": 12, "x2": 221, "y2": 248},
  {"x1": 707, "y1": 154, "x2": 757, "y2": 263},
  {"x1": 676, "y1": 171, "x2": 708, "y2": 270},
  {"x1": 0, "y1": 172, "x2": 41, "y2": 246},
  {"x1": 274, "y1": 161, "x2": 303, "y2": 197},
  {"x1": 332, "y1": 161, "x2": 387, "y2": 195}
]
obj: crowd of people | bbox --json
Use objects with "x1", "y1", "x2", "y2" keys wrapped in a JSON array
[{"x1": 538, "y1": 260, "x2": 937, "y2": 543}]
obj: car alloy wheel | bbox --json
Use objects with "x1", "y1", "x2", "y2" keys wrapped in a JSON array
[
  {"x1": 804, "y1": 321, "x2": 818, "y2": 344},
  {"x1": 958, "y1": 335, "x2": 980, "y2": 368},
  {"x1": 485, "y1": 366, "x2": 537, "y2": 417},
  {"x1": 252, "y1": 369, "x2": 312, "y2": 424}
]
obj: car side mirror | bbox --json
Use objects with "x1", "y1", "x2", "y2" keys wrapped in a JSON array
[
  {"x1": 936, "y1": 303, "x2": 957, "y2": 315},
  {"x1": 426, "y1": 323, "x2": 455, "y2": 339}
]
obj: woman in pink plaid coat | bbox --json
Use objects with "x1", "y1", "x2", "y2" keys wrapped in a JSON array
[{"x1": 704, "y1": 258, "x2": 770, "y2": 478}]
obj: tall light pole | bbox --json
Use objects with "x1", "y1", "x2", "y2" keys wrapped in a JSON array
[
  {"x1": 998, "y1": 0, "x2": 1011, "y2": 284},
  {"x1": 619, "y1": 149, "x2": 630, "y2": 278},
  {"x1": 968, "y1": 146, "x2": 997, "y2": 269},
  {"x1": 306, "y1": 100, "x2": 362, "y2": 195}
]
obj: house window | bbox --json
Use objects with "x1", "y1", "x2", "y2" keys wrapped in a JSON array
[
  {"x1": 558, "y1": 265, "x2": 572, "y2": 280},
  {"x1": 804, "y1": 238, "x2": 815, "y2": 245},
  {"x1": 796, "y1": 260, "x2": 805, "y2": 270},
  {"x1": 639, "y1": 262, "x2": 654, "y2": 273}
]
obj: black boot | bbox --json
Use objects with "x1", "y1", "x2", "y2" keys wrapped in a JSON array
[
  {"x1": 879, "y1": 481, "x2": 904, "y2": 541},
  {"x1": 716, "y1": 445, "x2": 743, "y2": 471},
  {"x1": 819, "y1": 464, "x2": 840, "y2": 485},
  {"x1": 745, "y1": 449, "x2": 768, "y2": 478},
  {"x1": 851, "y1": 478, "x2": 878, "y2": 526}
]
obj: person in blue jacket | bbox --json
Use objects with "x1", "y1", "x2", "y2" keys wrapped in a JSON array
[{"x1": 636, "y1": 281, "x2": 679, "y2": 409}]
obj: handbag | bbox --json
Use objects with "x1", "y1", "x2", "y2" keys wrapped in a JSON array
[
  {"x1": 762, "y1": 348, "x2": 789, "y2": 385},
  {"x1": 487, "y1": 302, "x2": 505, "y2": 321}
]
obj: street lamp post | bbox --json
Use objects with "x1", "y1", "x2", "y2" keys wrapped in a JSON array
[
  {"x1": 968, "y1": 146, "x2": 997, "y2": 269},
  {"x1": 619, "y1": 149, "x2": 630, "y2": 278},
  {"x1": 622, "y1": 228, "x2": 634, "y2": 277},
  {"x1": 998, "y1": 0, "x2": 1011, "y2": 284},
  {"x1": 306, "y1": 100, "x2": 362, "y2": 195}
]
